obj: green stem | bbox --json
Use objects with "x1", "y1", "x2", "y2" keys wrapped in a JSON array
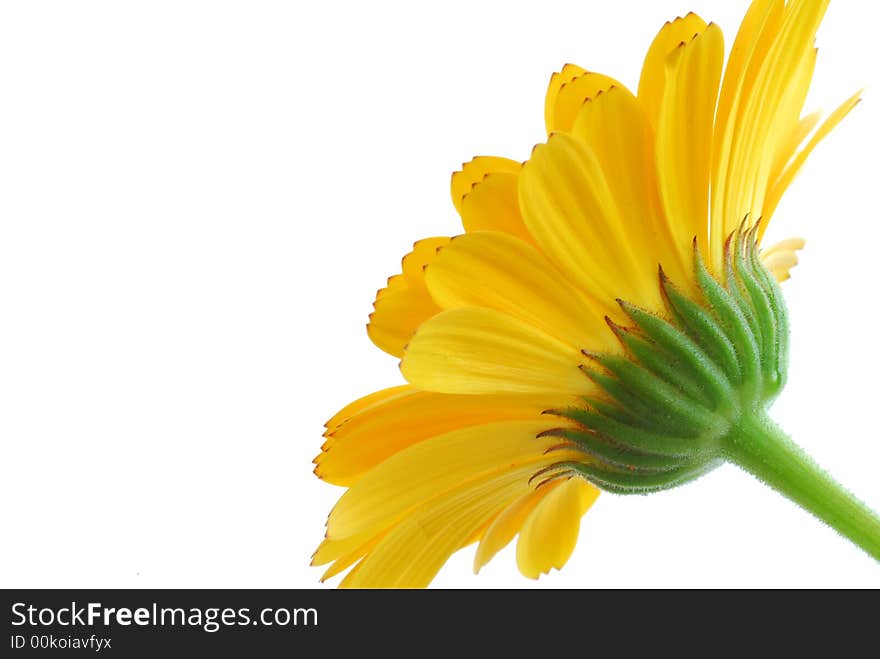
[{"x1": 723, "y1": 413, "x2": 880, "y2": 561}]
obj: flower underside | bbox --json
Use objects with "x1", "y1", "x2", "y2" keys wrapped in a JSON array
[
  {"x1": 540, "y1": 225, "x2": 787, "y2": 494},
  {"x1": 314, "y1": 0, "x2": 880, "y2": 587}
]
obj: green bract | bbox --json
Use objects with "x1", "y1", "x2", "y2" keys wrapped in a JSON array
[
  {"x1": 542, "y1": 227, "x2": 783, "y2": 493},
  {"x1": 537, "y1": 227, "x2": 880, "y2": 561}
]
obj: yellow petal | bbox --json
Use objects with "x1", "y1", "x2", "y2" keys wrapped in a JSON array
[
  {"x1": 326, "y1": 420, "x2": 570, "y2": 540},
  {"x1": 760, "y1": 236, "x2": 806, "y2": 258},
  {"x1": 762, "y1": 46, "x2": 818, "y2": 184},
  {"x1": 570, "y1": 85, "x2": 693, "y2": 291},
  {"x1": 450, "y1": 156, "x2": 521, "y2": 214},
  {"x1": 547, "y1": 70, "x2": 620, "y2": 134},
  {"x1": 762, "y1": 91, "x2": 862, "y2": 227},
  {"x1": 516, "y1": 477, "x2": 599, "y2": 579},
  {"x1": 367, "y1": 237, "x2": 449, "y2": 357},
  {"x1": 768, "y1": 112, "x2": 821, "y2": 188},
  {"x1": 324, "y1": 384, "x2": 411, "y2": 433},
  {"x1": 312, "y1": 529, "x2": 381, "y2": 567},
  {"x1": 713, "y1": 0, "x2": 782, "y2": 161},
  {"x1": 473, "y1": 481, "x2": 563, "y2": 573},
  {"x1": 711, "y1": 0, "x2": 783, "y2": 257},
  {"x1": 760, "y1": 237, "x2": 805, "y2": 282},
  {"x1": 654, "y1": 22, "x2": 724, "y2": 265},
  {"x1": 740, "y1": 41, "x2": 818, "y2": 242},
  {"x1": 544, "y1": 63, "x2": 586, "y2": 134},
  {"x1": 638, "y1": 12, "x2": 708, "y2": 129},
  {"x1": 712, "y1": 0, "x2": 831, "y2": 264},
  {"x1": 315, "y1": 531, "x2": 387, "y2": 582},
  {"x1": 459, "y1": 171, "x2": 534, "y2": 243},
  {"x1": 341, "y1": 465, "x2": 538, "y2": 588},
  {"x1": 317, "y1": 386, "x2": 569, "y2": 486},
  {"x1": 770, "y1": 270, "x2": 791, "y2": 284},
  {"x1": 399, "y1": 237, "x2": 447, "y2": 283},
  {"x1": 519, "y1": 132, "x2": 660, "y2": 310},
  {"x1": 366, "y1": 284, "x2": 438, "y2": 358},
  {"x1": 424, "y1": 231, "x2": 615, "y2": 350},
  {"x1": 400, "y1": 306, "x2": 591, "y2": 395}
]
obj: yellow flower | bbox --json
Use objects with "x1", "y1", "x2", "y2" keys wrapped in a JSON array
[{"x1": 313, "y1": 0, "x2": 862, "y2": 587}]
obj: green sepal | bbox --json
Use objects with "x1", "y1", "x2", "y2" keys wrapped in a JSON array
[
  {"x1": 552, "y1": 407, "x2": 703, "y2": 458},
  {"x1": 582, "y1": 352, "x2": 721, "y2": 437},
  {"x1": 563, "y1": 458, "x2": 723, "y2": 495},
  {"x1": 724, "y1": 233, "x2": 765, "y2": 357},
  {"x1": 534, "y1": 231, "x2": 880, "y2": 563},
  {"x1": 731, "y1": 231, "x2": 779, "y2": 393},
  {"x1": 616, "y1": 299, "x2": 736, "y2": 409},
  {"x1": 659, "y1": 270, "x2": 743, "y2": 384},
  {"x1": 605, "y1": 317, "x2": 713, "y2": 407},
  {"x1": 577, "y1": 368, "x2": 679, "y2": 433},
  {"x1": 746, "y1": 228, "x2": 789, "y2": 397},
  {"x1": 537, "y1": 427, "x2": 687, "y2": 473},
  {"x1": 692, "y1": 242, "x2": 762, "y2": 396},
  {"x1": 582, "y1": 397, "x2": 652, "y2": 430},
  {"x1": 547, "y1": 228, "x2": 791, "y2": 496}
]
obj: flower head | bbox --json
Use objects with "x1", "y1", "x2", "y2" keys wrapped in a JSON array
[{"x1": 313, "y1": 0, "x2": 874, "y2": 587}]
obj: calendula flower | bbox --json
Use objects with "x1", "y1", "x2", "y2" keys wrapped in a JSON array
[{"x1": 313, "y1": 0, "x2": 880, "y2": 587}]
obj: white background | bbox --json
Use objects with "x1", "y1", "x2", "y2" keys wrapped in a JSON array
[{"x1": 1, "y1": 0, "x2": 878, "y2": 589}]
